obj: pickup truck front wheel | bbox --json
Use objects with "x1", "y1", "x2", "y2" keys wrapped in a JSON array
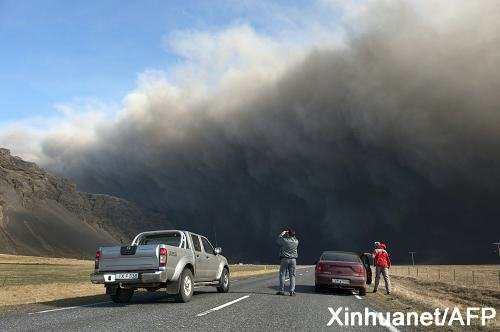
[
  {"x1": 175, "y1": 269, "x2": 194, "y2": 303},
  {"x1": 110, "y1": 287, "x2": 134, "y2": 303},
  {"x1": 217, "y1": 268, "x2": 230, "y2": 293}
]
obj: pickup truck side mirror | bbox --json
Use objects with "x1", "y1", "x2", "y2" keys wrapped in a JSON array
[{"x1": 214, "y1": 247, "x2": 222, "y2": 255}]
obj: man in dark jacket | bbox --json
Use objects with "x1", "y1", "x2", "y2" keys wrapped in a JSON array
[{"x1": 276, "y1": 229, "x2": 299, "y2": 296}]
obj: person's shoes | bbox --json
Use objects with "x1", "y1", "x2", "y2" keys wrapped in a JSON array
[
  {"x1": 276, "y1": 291, "x2": 285, "y2": 295},
  {"x1": 386, "y1": 291, "x2": 391, "y2": 295},
  {"x1": 373, "y1": 289, "x2": 377, "y2": 293},
  {"x1": 289, "y1": 291, "x2": 296, "y2": 296}
]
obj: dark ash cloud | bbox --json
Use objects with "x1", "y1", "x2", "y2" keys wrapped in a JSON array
[{"x1": 21, "y1": 1, "x2": 500, "y2": 262}]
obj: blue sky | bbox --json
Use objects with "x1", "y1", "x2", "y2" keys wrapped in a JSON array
[{"x1": 0, "y1": 0, "x2": 336, "y2": 122}]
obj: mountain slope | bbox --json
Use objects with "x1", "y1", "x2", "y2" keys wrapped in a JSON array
[{"x1": 0, "y1": 148, "x2": 171, "y2": 258}]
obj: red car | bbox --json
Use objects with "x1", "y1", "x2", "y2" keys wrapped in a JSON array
[{"x1": 315, "y1": 251, "x2": 372, "y2": 296}]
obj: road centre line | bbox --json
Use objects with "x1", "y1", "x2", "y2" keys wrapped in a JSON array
[
  {"x1": 350, "y1": 291, "x2": 363, "y2": 300},
  {"x1": 196, "y1": 295, "x2": 251, "y2": 317},
  {"x1": 374, "y1": 311, "x2": 401, "y2": 332},
  {"x1": 346, "y1": 292, "x2": 399, "y2": 332},
  {"x1": 29, "y1": 306, "x2": 79, "y2": 315},
  {"x1": 29, "y1": 301, "x2": 113, "y2": 315}
]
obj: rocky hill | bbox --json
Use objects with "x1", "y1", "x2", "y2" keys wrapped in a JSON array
[{"x1": 0, "y1": 148, "x2": 172, "y2": 258}]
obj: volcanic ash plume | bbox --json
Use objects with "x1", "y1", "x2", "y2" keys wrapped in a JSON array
[{"x1": 4, "y1": 1, "x2": 500, "y2": 262}]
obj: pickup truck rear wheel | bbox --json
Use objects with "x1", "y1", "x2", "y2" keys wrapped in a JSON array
[
  {"x1": 110, "y1": 287, "x2": 134, "y2": 303},
  {"x1": 175, "y1": 269, "x2": 194, "y2": 303},
  {"x1": 217, "y1": 268, "x2": 230, "y2": 293}
]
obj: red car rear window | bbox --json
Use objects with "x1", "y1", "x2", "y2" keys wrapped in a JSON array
[{"x1": 321, "y1": 252, "x2": 360, "y2": 262}]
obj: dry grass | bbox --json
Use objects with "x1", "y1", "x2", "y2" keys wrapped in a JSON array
[
  {"x1": 0, "y1": 255, "x2": 93, "y2": 287},
  {"x1": 0, "y1": 254, "x2": 277, "y2": 307},
  {"x1": 230, "y1": 264, "x2": 278, "y2": 278},
  {"x1": 0, "y1": 254, "x2": 93, "y2": 266},
  {"x1": 391, "y1": 265, "x2": 500, "y2": 289},
  {"x1": 0, "y1": 283, "x2": 104, "y2": 307},
  {"x1": 368, "y1": 265, "x2": 500, "y2": 331},
  {"x1": 0, "y1": 254, "x2": 101, "y2": 306}
]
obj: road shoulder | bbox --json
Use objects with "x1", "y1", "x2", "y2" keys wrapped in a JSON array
[{"x1": 367, "y1": 276, "x2": 499, "y2": 331}]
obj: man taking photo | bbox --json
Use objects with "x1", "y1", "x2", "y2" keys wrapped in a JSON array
[{"x1": 276, "y1": 228, "x2": 299, "y2": 296}]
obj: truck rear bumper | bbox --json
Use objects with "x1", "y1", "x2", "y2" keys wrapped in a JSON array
[{"x1": 90, "y1": 271, "x2": 167, "y2": 284}]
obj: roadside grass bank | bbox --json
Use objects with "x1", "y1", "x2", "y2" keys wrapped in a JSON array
[
  {"x1": 0, "y1": 254, "x2": 278, "y2": 307},
  {"x1": 368, "y1": 265, "x2": 500, "y2": 331},
  {"x1": 391, "y1": 265, "x2": 500, "y2": 290}
]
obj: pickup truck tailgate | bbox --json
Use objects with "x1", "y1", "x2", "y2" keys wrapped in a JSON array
[{"x1": 99, "y1": 245, "x2": 160, "y2": 271}]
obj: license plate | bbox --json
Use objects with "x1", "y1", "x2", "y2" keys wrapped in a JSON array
[
  {"x1": 115, "y1": 273, "x2": 139, "y2": 280},
  {"x1": 104, "y1": 274, "x2": 116, "y2": 282},
  {"x1": 332, "y1": 278, "x2": 350, "y2": 285}
]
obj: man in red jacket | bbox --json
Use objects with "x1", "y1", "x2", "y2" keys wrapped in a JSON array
[{"x1": 372, "y1": 242, "x2": 392, "y2": 294}]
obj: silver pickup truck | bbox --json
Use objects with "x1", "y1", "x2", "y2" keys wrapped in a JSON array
[{"x1": 90, "y1": 230, "x2": 230, "y2": 303}]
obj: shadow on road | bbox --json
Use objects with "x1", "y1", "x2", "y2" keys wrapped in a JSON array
[
  {"x1": 268, "y1": 285, "x2": 356, "y2": 296},
  {"x1": 32, "y1": 287, "x2": 255, "y2": 309},
  {"x1": 28, "y1": 291, "x2": 179, "y2": 309},
  {"x1": 19, "y1": 284, "x2": 359, "y2": 312},
  {"x1": 194, "y1": 289, "x2": 275, "y2": 296},
  {"x1": 36, "y1": 294, "x2": 111, "y2": 308}
]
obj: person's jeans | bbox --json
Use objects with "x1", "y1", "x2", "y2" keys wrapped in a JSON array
[
  {"x1": 279, "y1": 258, "x2": 296, "y2": 292},
  {"x1": 374, "y1": 266, "x2": 392, "y2": 293}
]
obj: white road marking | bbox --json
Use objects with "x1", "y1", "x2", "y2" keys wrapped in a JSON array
[
  {"x1": 29, "y1": 301, "x2": 112, "y2": 315},
  {"x1": 351, "y1": 290, "x2": 363, "y2": 300},
  {"x1": 29, "y1": 306, "x2": 80, "y2": 314},
  {"x1": 373, "y1": 311, "x2": 401, "y2": 332},
  {"x1": 298, "y1": 273, "x2": 303, "y2": 276},
  {"x1": 349, "y1": 292, "x2": 398, "y2": 332},
  {"x1": 196, "y1": 295, "x2": 251, "y2": 317}
]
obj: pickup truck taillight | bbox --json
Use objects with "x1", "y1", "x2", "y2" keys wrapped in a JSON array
[
  {"x1": 159, "y1": 248, "x2": 168, "y2": 267},
  {"x1": 95, "y1": 250, "x2": 100, "y2": 269}
]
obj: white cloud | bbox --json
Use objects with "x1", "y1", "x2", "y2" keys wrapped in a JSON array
[
  {"x1": 0, "y1": 99, "x2": 119, "y2": 165},
  {"x1": 2, "y1": 0, "x2": 496, "y2": 167}
]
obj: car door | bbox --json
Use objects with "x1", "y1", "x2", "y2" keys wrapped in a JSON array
[
  {"x1": 190, "y1": 234, "x2": 205, "y2": 282},
  {"x1": 200, "y1": 237, "x2": 219, "y2": 281},
  {"x1": 360, "y1": 253, "x2": 372, "y2": 284}
]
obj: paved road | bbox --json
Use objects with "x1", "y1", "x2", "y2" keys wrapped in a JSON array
[{"x1": 0, "y1": 268, "x2": 402, "y2": 331}]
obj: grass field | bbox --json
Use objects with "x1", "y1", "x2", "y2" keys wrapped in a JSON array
[
  {"x1": 370, "y1": 265, "x2": 500, "y2": 331},
  {"x1": 0, "y1": 254, "x2": 278, "y2": 306},
  {"x1": 390, "y1": 265, "x2": 500, "y2": 289}
]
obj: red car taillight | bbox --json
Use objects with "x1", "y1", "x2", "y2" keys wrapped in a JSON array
[
  {"x1": 351, "y1": 265, "x2": 364, "y2": 274},
  {"x1": 95, "y1": 250, "x2": 100, "y2": 269},
  {"x1": 316, "y1": 263, "x2": 327, "y2": 273},
  {"x1": 159, "y1": 248, "x2": 168, "y2": 267}
]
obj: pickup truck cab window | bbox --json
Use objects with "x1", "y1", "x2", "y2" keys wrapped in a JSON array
[
  {"x1": 201, "y1": 237, "x2": 215, "y2": 255},
  {"x1": 191, "y1": 234, "x2": 202, "y2": 252},
  {"x1": 139, "y1": 232, "x2": 182, "y2": 247}
]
